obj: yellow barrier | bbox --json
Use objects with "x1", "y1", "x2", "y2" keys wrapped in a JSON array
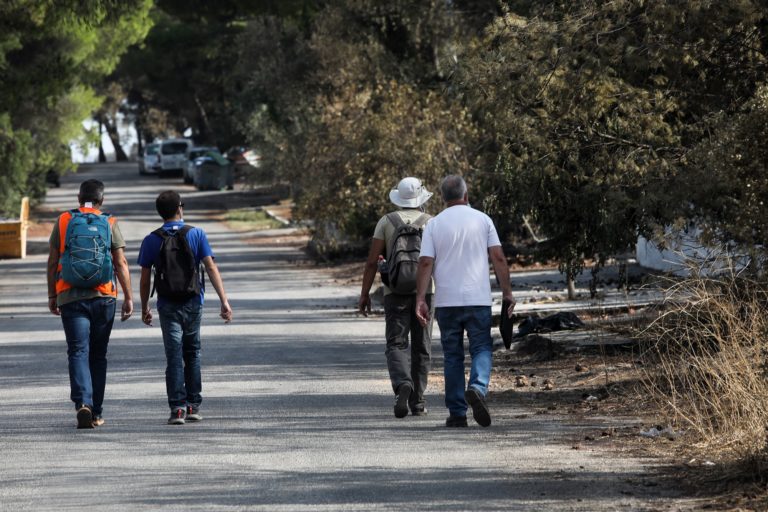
[{"x1": 0, "y1": 197, "x2": 29, "y2": 259}]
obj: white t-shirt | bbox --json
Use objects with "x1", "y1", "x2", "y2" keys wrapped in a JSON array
[{"x1": 419, "y1": 204, "x2": 501, "y2": 307}]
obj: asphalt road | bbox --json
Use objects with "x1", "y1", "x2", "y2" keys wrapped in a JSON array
[{"x1": 0, "y1": 163, "x2": 689, "y2": 511}]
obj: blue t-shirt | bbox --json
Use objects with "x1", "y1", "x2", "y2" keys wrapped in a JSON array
[{"x1": 137, "y1": 221, "x2": 214, "y2": 307}]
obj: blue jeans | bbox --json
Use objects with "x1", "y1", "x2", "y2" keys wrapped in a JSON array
[
  {"x1": 435, "y1": 306, "x2": 493, "y2": 417},
  {"x1": 60, "y1": 297, "x2": 116, "y2": 416},
  {"x1": 158, "y1": 299, "x2": 203, "y2": 410}
]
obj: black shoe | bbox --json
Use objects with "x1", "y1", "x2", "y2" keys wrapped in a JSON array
[
  {"x1": 465, "y1": 388, "x2": 491, "y2": 427},
  {"x1": 445, "y1": 415, "x2": 468, "y2": 428},
  {"x1": 76, "y1": 404, "x2": 94, "y2": 429},
  {"x1": 411, "y1": 408, "x2": 428, "y2": 416},
  {"x1": 394, "y1": 383, "x2": 412, "y2": 418},
  {"x1": 186, "y1": 405, "x2": 202, "y2": 422},
  {"x1": 168, "y1": 407, "x2": 186, "y2": 425}
]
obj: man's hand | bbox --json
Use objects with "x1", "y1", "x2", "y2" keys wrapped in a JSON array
[
  {"x1": 121, "y1": 300, "x2": 133, "y2": 322},
  {"x1": 503, "y1": 291, "x2": 516, "y2": 318},
  {"x1": 415, "y1": 297, "x2": 430, "y2": 327},
  {"x1": 358, "y1": 293, "x2": 371, "y2": 317},
  {"x1": 142, "y1": 308, "x2": 153, "y2": 326},
  {"x1": 220, "y1": 300, "x2": 232, "y2": 323},
  {"x1": 48, "y1": 297, "x2": 60, "y2": 316}
]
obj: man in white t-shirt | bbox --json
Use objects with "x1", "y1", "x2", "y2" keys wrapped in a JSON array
[
  {"x1": 415, "y1": 175, "x2": 515, "y2": 428},
  {"x1": 359, "y1": 177, "x2": 434, "y2": 418}
]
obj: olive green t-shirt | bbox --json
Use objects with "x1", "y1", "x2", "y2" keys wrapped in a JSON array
[
  {"x1": 372, "y1": 209, "x2": 433, "y2": 296},
  {"x1": 49, "y1": 213, "x2": 126, "y2": 306}
]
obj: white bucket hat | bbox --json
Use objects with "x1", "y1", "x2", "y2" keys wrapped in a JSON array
[{"x1": 389, "y1": 177, "x2": 433, "y2": 208}]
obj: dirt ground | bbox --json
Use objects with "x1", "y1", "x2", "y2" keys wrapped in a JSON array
[{"x1": 315, "y1": 254, "x2": 768, "y2": 511}]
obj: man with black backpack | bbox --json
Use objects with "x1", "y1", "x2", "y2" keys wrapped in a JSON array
[
  {"x1": 47, "y1": 179, "x2": 133, "y2": 429},
  {"x1": 138, "y1": 190, "x2": 232, "y2": 425},
  {"x1": 359, "y1": 177, "x2": 434, "y2": 418}
]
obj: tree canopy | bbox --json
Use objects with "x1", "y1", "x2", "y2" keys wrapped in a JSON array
[
  {"x1": 0, "y1": 0, "x2": 153, "y2": 215},
  {"x1": 5, "y1": 0, "x2": 768, "y2": 280}
]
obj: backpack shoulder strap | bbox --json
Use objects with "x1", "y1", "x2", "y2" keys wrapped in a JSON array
[
  {"x1": 412, "y1": 213, "x2": 430, "y2": 229},
  {"x1": 385, "y1": 212, "x2": 405, "y2": 229},
  {"x1": 178, "y1": 224, "x2": 194, "y2": 236},
  {"x1": 153, "y1": 227, "x2": 170, "y2": 239}
]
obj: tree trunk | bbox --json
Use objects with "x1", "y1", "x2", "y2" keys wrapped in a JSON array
[
  {"x1": 566, "y1": 262, "x2": 577, "y2": 300},
  {"x1": 98, "y1": 120, "x2": 107, "y2": 163},
  {"x1": 135, "y1": 119, "x2": 143, "y2": 156},
  {"x1": 103, "y1": 117, "x2": 128, "y2": 161},
  {"x1": 193, "y1": 92, "x2": 214, "y2": 144}
]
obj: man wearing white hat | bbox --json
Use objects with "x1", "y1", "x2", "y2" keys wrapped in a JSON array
[{"x1": 359, "y1": 177, "x2": 434, "y2": 418}]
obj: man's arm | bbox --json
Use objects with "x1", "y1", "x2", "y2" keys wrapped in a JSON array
[
  {"x1": 202, "y1": 256, "x2": 232, "y2": 323},
  {"x1": 415, "y1": 256, "x2": 434, "y2": 327},
  {"x1": 112, "y1": 247, "x2": 133, "y2": 321},
  {"x1": 489, "y1": 245, "x2": 515, "y2": 318},
  {"x1": 358, "y1": 238, "x2": 385, "y2": 316},
  {"x1": 139, "y1": 267, "x2": 152, "y2": 325},
  {"x1": 47, "y1": 244, "x2": 60, "y2": 316}
]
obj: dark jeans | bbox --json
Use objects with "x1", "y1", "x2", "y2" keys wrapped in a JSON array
[
  {"x1": 384, "y1": 294, "x2": 432, "y2": 411},
  {"x1": 435, "y1": 306, "x2": 493, "y2": 417},
  {"x1": 60, "y1": 297, "x2": 116, "y2": 416},
  {"x1": 158, "y1": 298, "x2": 203, "y2": 410}
]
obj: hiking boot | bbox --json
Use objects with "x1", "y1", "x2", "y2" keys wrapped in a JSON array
[
  {"x1": 186, "y1": 405, "x2": 202, "y2": 422},
  {"x1": 411, "y1": 408, "x2": 428, "y2": 416},
  {"x1": 394, "y1": 383, "x2": 412, "y2": 418},
  {"x1": 76, "y1": 404, "x2": 94, "y2": 429},
  {"x1": 168, "y1": 407, "x2": 186, "y2": 425},
  {"x1": 91, "y1": 416, "x2": 105, "y2": 427},
  {"x1": 465, "y1": 387, "x2": 491, "y2": 427},
  {"x1": 445, "y1": 415, "x2": 468, "y2": 428}
]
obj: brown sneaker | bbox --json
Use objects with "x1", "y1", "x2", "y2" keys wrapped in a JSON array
[
  {"x1": 91, "y1": 416, "x2": 105, "y2": 427},
  {"x1": 76, "y1": 404, "x2": 94, "y2": 429}
]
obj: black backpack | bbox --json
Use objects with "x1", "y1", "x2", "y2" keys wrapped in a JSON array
[
  {"x1": 386, "y1": 212, "x2": 429, "y2": 295},
  {"x1": 151, "y1": 225, "x2": 202, "y2": 301}
]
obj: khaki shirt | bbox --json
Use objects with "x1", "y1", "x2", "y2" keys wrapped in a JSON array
[
  {"x1": 372, "y1": 209, "x2": 433, "y2": 296},
  {"x1": 50, "y1": 215, "x2": 126, "y2": 306}
]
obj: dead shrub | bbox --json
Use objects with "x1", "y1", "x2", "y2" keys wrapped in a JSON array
[{"x1": 639, "y1": 267, "x2": 768, "y2": 462}]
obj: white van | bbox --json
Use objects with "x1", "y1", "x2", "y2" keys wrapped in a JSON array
[{"x1": 156, "y1": 138, "x2": 193, "y2": 174}]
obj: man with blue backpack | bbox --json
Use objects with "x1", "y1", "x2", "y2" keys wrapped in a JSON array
[
  {"x1": 47, "y1": 179, "x2": 134, "y2": 429},
  {"x1": 138, "y1": 190, "x2": 232, "y2": 425}
]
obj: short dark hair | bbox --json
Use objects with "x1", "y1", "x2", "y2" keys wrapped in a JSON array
[
  {"x1": 440, "y1": 175, "x2": 467, "y2": 202},
  {"x1": 78, "y1": 179, "x2": 104, "y2": 205},
  {"x1": 156, "y1": 190, "x2": 182, "y2": 220}
]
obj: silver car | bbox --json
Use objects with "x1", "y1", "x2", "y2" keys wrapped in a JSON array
[{"x1": 138, "y1": 143, "x2": 160, "y2": 175}]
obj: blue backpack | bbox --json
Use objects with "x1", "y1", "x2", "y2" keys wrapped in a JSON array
[{"x1": 61, "y1": 210, "x2": 114, "y2": 288}]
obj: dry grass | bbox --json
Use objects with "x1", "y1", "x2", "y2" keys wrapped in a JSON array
[{"x1": 638, "y1": 267, "x2": 768, "y2": 465}]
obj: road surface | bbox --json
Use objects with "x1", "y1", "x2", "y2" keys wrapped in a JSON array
[{"x1": 0, "y1": 163, "x2": 690, "y2": 510}]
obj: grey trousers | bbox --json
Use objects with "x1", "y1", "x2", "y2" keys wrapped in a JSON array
[{"x1": 384, "y1": 294, "x2": 432, "y2": 411}]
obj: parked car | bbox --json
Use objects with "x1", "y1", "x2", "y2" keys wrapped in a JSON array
[
  {"x1": 138, "y1": 142, "x2": 160, "y2": 175},
  {"x1": 183, "y1": 146, "x2": 218, "y2": 184},
  {"x1": 226, "y1": 146, "x2": 261, "y2": 168},
  {"x1": 154, "y1": 138, "x2": 193, "y2": 175}
]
